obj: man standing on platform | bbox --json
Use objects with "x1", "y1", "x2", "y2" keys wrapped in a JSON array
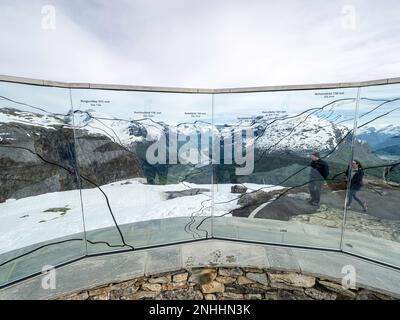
[{"x1": 308, "y1": 152, "x2": 329, "y2": 206}]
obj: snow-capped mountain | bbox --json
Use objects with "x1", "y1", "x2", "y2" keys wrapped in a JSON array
[
  {"x1": 0, "y1": 107, "x2": 349, "y2": 154},
  {"x1": 0, "y1": 107, "x2": 67, "y2": 131},
  {"x1": 76, "y1": 110, "x2": 349, "y2": 154},
  {"x1": 358, "y1": 124, "x2": 400, "y2": 137},
  {"x1": 357, "y1": 125, "x2": 400, "y2": 158},
  {"x1": 71, "y1": 109, "x2": 167, "y2": 145},
  {"x1": 218, "y1": 114, "x2": 349, "y2": 154}
]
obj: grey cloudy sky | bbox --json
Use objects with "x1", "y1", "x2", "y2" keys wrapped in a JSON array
[{"x1": 1, "y1": 0, "x2": 400, "y2": 87}]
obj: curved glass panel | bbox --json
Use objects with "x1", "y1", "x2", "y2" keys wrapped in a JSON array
[
  {"x1": 342, "y1": 84, "x2": 400, "y2": 267},
  {"x1": 212, "y1": 88, "x2": 358, "y2": 249},
  {"x1": 70, "y1": 89, "x2": 213, "y2": 254},
  {"x1": 0, "y1": 82, "x2": 86, "y2": 287},
  {"x1": 1, "y1": 78, "x2": 399, "y2": 289}
]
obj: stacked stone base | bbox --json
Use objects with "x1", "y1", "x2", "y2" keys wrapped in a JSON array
[{"x1": 58, "y1": 267, "x2": 396, "y2": 300}]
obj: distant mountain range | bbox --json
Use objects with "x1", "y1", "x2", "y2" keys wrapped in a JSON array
[
  {"x1": 68, "y1": 108, "x2": 350, "y2": 156},
  {"x1": 358, "y1": 125, "x2": 400, "y2": 157},
  {"x1": 0, "y1": 107, "x2": 143, "y2": 202},
  {"x1": 4, "y1": 105, "x2": 398, "y2": 199}
]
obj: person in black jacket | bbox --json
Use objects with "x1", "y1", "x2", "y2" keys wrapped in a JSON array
[
  {"x1": 346, "y1": 159, "x2": 367, "y2": 212},
  {"x1": 308, "y1": 152, "x2": 329, "y2": 206}
]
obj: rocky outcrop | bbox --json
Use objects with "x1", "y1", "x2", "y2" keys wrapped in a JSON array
[
  {"x1": 74, "y1": 130, "x2": 143, "y2": 187},
  {"x1": 237, "y1": 189, "x2": 283, "y2": 208},
  {"x1": 165, "y1": 188, "x2": 210, "y2": 200},
  {"x1": 231, "y1": 185, "x2": 248, "y2": 194},
  {"x1": 57, "y1": 267, "x2": 396, "y2": 300},
  {"x1": 0, "y1": 120, "x2": 143, "y2": 202}
]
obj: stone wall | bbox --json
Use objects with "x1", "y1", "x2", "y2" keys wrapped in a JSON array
[{"x1": 58, "y1": 267, "x2": 396, "y2": 300}]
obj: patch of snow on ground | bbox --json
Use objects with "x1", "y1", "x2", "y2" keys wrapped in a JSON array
[{"x1": 0, "y1": 180, "x2": 282, "y2": 254}]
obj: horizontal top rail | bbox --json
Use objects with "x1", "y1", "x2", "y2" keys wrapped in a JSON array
[{"x1": 1, "y1": 74, "x2": 400, "y2": 94}]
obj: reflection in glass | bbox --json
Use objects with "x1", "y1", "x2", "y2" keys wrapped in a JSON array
[
  {"x1": 212, "y1": 88, "x2": 358, "y2": 249},
  {"x1": 0, "y1": 82, "x2": 86, "y2": 287},
  {"x1": 1, "y1": 79, "x2": 399, "y2": 289},
  {"x1": 342, "y1": 84, "x2": 400, "y2": 267},
  {"x1": 70, "y1": 89, "x2": 213, "y2": 253}
]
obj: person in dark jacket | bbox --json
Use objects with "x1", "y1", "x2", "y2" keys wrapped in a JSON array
[
  {"x1": 346, "y1": 159, "x2": 367, "y2": 212},
  {"x1": 308, "y1": 152, "x2": 329, "y2": 206}
]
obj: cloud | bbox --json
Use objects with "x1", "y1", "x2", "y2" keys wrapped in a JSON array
[{"x1": 0, "y1": 0, "x2": 399, "y2": 87}]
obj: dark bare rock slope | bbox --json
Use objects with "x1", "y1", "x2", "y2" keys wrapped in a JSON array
[{"x1": 0, "y1": 113, "x2": 143, "y2": 202}]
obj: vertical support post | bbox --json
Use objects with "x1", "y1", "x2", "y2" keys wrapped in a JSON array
[
  {"x1": 211, "y1": 93, "x2": 215, "y2": 239},
  {"x1": 69, "y1": 88, "x2": 88, "y2": 256},
  {"x1": 339, "y1": 87, "x2": 361, "y2": 250}
]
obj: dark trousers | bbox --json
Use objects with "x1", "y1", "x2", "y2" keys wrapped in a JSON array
[
  {"x1": 348, "y1": 188, "x2": 366, "y2": 210},
  {"x1": 309, "y1": 180, "x2": 324, "y2": 204}
]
